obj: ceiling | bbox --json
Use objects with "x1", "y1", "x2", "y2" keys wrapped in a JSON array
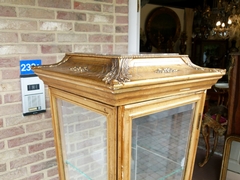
[{"x1": 148, "y1": 0, "x2": 214, "y2": 9}]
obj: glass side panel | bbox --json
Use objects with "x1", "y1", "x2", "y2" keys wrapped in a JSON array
[
  {"x1": 57, "y1": 99, "x2": 107, "y2": 180},
  {"x1": 131, "y1": 104, "x2": 195, "y2": 180}
]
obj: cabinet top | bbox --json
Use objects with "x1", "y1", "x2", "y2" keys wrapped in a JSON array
[{"x1": 32, "y1": 53, "x2": 225, "y2": 105}]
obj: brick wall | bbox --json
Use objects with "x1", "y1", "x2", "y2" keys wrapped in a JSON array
[
  {"x1": 60, "y1": 100, "x2": 108, "y2": 179},
  {"x1": 0, "y1": 0, "x2": 128, "y2": 179}
]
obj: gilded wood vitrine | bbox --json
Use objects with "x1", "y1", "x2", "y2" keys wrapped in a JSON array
[{"x1": 32, "y1": 53, "x2": 225, "y2": 180}]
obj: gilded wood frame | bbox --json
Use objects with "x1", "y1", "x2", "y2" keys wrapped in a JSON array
[
  {"x1": 31, "y1": 53, "x2": 225, "y2": 180},
  {"x1": 220, "y1": 136, "x2": 240, "y2": 180}
]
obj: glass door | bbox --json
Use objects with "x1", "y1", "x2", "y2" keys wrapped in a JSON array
[
  {"x1": 49, "y1": 88, "x2": 117, "y2": 180},
  {"x1": 119, "y1": 93, "x2": 205, "y2": 180},
  {"x1": 131, "y1": 104, "x2": 194, "y2": 180}
]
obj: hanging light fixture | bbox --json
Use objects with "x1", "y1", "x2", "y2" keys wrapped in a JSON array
[{"x1": 211, "y1": 0, "x2": 240, "y2": 39}]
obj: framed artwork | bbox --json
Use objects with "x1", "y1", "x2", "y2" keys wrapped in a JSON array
[{"x1": 145, "y1": 7, "x2": 181, "y2": 50}]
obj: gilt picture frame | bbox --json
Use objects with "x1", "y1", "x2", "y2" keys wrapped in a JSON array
[
  {"x1": 220, "y1": 136, "x2": 240, "y2": 180},
  {"x1": 145, "y1": 7, "x2": 181, "y2": 50}
]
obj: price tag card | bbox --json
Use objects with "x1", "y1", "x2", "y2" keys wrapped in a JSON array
[{"x1": 20, "y1": 59, "x2": 41, "y2": 76}]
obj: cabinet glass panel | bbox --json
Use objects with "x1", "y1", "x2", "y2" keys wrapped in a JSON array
[
  {"x1": 131, "y1": 103, "x2": 195, "y2": 180},
  {"x1": 57, "y1": 99, "x2": 107, "y2": 180}
]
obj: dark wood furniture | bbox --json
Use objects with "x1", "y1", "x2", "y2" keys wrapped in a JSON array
[
  {"x1": 227, "y1": 53, "x2": 240, "y2": 135},
  {"x1": 191, "y1": 39, "x2": 228, "y2": 70}
]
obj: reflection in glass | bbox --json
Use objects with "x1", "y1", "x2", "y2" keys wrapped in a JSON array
[
  {"x1": 131, "y1": 104, "x2": 195, "y2": 180},
  {"x1": 226, "y1": 141, "x2": 240, "y2": 179},
  {"x1": 57, "y1": 99, "x2": 107, "y2": 180}
]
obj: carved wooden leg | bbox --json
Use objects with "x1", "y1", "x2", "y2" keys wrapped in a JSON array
[
  {"x1": 211, "y1": 132, "x2": 219, "y2": 156},
  {"x1": 198, "y1": 124, "x2": 210, "y2": 167},
  {"x1": 198, "y1": 114, "x2": 226, "y2": 167}
]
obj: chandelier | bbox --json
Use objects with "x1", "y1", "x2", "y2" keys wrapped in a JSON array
[
  {"x1": 192, "y1": 0, "x2": 240, "y2": 40},
  {"x1": 212, "y1": 0, "x2": 240, "y2": 39}
]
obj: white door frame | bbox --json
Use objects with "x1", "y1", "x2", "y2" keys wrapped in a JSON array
[{"x1": 128, "y1": 0, "x2": 140, "y2": 54}]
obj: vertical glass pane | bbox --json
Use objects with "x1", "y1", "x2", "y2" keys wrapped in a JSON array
[
  {"x1": 57, "y1": 99, "x2": 107, "y2": 180},
  {"x1": 131, "y1": 104, "x2": 195, "y2": 180}
]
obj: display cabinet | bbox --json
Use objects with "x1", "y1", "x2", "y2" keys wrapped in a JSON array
[{"x1": 32, "y1": 53, "x2": 225, "y2": 180}]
